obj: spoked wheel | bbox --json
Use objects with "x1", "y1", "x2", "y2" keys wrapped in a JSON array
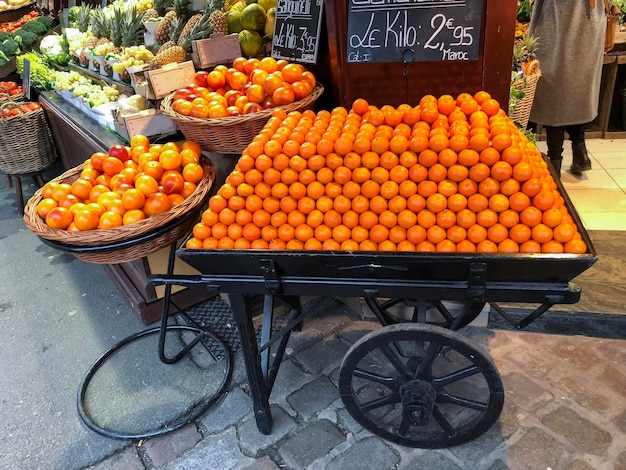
[
  {"x1": 338, "y1": 323, "x2": 504, "y2": 448},
  {"x1": 363, "y1": 297, "x2": 486, "y2": 330}
]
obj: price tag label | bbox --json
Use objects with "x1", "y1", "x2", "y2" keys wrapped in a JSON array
[
  {"x1": 22, "y1": 59, "x2": 31, "y2": 100},
  {"x1": 191, "y1": 34, "x2": 241, "y2": 69},
  {"x1": 346, "y1": 0, "x2": 482, "y2": 63},
  {"x1": 123, "y1": 109, "x2": 177, "y2": 139},
  {"x1": 272, "y1": 0, "x2": 324, "y2": 64},
  {"x1": 147, "y1": 61, "x2": 196, "y2": 99}
]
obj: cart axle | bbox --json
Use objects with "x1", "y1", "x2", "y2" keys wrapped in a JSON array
[{"x1": 400, "y1": 379, "x2": 437, "y2": 427}]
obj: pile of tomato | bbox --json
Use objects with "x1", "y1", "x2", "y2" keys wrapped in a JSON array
[
  {"x1": 35, "y1": 136, "x2": 206, "y2": 232},
  {"x1": 0, "y1": 10, "x2": 39, "y2": 33},
  {"x1": 1, "y1": 101, "x2": 40, "y2": 117},
  {"x1": 170, "y1": 56, "x2": 317, "y2": 119},
  {"x1": 0, "y1": 81, "x2": 24, "y2": 97},
  {"x1": 186, "y1": 91, "x2": 587, "y2": 254}
]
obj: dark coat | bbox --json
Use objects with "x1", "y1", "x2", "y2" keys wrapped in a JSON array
[{"x1": 528, "y1": 0, "x2": 606, "y2": 126}]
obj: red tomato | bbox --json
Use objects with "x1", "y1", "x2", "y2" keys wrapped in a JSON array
[
  {"x1": 194, "y1": 71, "x2": 208, "y2": 87},
  {"x1": 108, "y1": 144, "x2": 131, "y2": 162}
]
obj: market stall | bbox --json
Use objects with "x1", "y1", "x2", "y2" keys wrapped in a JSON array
[{"x1": 16, "y1": 0, "x2": 600, "y2": 447}]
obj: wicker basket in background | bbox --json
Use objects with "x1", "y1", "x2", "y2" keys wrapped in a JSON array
[
  {"x1": 509, "y1": 60, "x2": 541, "y2": 131},
  {"x1": 161, "y1": 84, "x2": 324, "y2": 155},
  {"x1": 0, "y1": 101, "x2": 57, "y2": 175},
  {"x1": 0, "y1": 85, "x2": 26, "y2": 104},
  {"x1": 23, "y1": 158, "x2": 216, "y2": 264}
]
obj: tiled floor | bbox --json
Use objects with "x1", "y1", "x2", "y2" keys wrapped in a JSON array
[{"x1": 536, "y1": 138, "x2": 626, "y2": 231}]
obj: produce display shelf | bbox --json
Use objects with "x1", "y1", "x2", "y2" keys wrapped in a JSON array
[{"x1": 67, "y1": 62, "x2": 135, "y2": 96}]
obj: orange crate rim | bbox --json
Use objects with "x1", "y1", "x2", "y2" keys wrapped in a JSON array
[
  {"x1": 160, "y1": 84, "x2": 324, "y2": 154},
  {"x1": 23, "y1": 158, "x2": 215, "y2": 262}
]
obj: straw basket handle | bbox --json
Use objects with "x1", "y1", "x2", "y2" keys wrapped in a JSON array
[{"x1": 0, "y1": 100, "x2": 30, "y2": 121}]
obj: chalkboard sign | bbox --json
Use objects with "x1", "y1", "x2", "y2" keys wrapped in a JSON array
[
  {"x1": 347, "y1": 0, "x2": 483, "y2": 63},
  {"x1": 271, "y1": 0, "x2": 324, "y2": 64}
]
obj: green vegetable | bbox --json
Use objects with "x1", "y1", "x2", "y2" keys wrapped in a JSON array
[
  {"x1": 0, "y1": 50, "x2": 8, "y2": 67},
  {"x1": 0, "y1": 39, "x2": 21, "y2": 58},
  {"x1": 0, "y1": 32, "x2": 12, "y2": 42},
  {"x1": 35, "y1": 16, "x2": 53, "y2": 30},
  {"x1": 14, "y1": 30, "x2": 38, "y2": 48},
  {"x1": 20, "y1": 21, "x2": 48, "y2": 36}
]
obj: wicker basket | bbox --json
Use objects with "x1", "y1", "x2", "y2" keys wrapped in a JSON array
[
  {"x1": 23, "y1": 158, "x2": 216, "y2": 264},
  {"x1": 509, "y1": 60, "x2": 541, "y2": 131},
  {"x1": 0, "y1": 85, "x2": 25, "y2": 104},
  {"x1": 161, "y1": 84, "x2": 324, "y2": 155},
  {"x1": 0, "y1": 101, "x2": 57, "y2": 175}
]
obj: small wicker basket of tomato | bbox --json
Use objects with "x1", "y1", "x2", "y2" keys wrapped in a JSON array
[
  {"x1": 160, "y1": 57, "x2": 324, "y2": 155},
  {"x1": 0, "y1": 99, "x2": 57, "y2": 176},
  {"x1": 23, "y1": 139, "x2": 216, "y2": 264},
  {"x1": 0, "y1": 82, "x2": 25, "y2": 103}
]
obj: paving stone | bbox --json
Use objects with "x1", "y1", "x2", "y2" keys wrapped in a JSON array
[
  {"x1": 599, "y1": 364, "x2": 626, "y2": 398},
  {"x1": 278, "y1": 419, "x2": 345, "y2": 469},
  {"x1": 498, "y1": 399, "x2": 523, "y2": 440},
  {"x1": 448, "y1": 424, "x2": 506, "y2": 467},
  {"x1": 556, "y1": 376, "x2": 611, "y2": 413},
  {"x1": 501, "y1": 372, "x2": 554, "y2": 412},
  {"x1": 483, "y1": 460, "x2": 509, "y2": 470},
  {"x1": 541, "y1": 406, "x2": 612, "y2": 455},
  {"x1": 238, "y1": 405, "x2": 297, "y2": 458},
  {"x1": 507, "y1": 428, "x2": 564, "y2": 470},
  {"x1": 270, "y1": 358, "x2": 315, "y2": 403},
  {"x1": 325, "y1": 437, "x2": 399, "y2": 470},
  {"x1": 141, "y1": 424, "x2": 202, "y2": 468},
  {"x1": 613, "y1": 409, "x2": 626, "y2": 433},
  {"x1": 546, "y1": 337, "x2": 600, "y2": 372},
  {"x1": 86, "y1": 445, "x2": 144, "y2": 470},
  {"x1": 502, "y1": 346, "x2": 552, "y2": 380},
  {"x1": 597, "y1": 340, "x2": 626, "y2": 365},
  {"x1": 163, "y1": 427, "x2": 252, "y2": 470},
  {"x1": 199, "y1": 388, "x2": 252, "y2": 434},
  {"x1": 236, "y1": 455, "x2": 280, "y2": 470},
  {"x1": 287, "y1": 376, "x2": 340, "y2": 420},
  {"x1": 336, "y1": 407, "x2": 363, "y2": 436},
  {"x1": 396, "y1": 450, "x2": 462, "y2": 470},
  {"x1": 295, "y1": 336, "x2": 350, "y2": 375},
  {"x1": 568, "y1": 459, "x2": 596, "y2": 470}
]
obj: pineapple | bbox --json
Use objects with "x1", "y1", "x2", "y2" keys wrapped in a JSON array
[
  {"x1": 119, "y1": 7, "x2": 146, "y2": 81},
  {"x1": 153, "y1": 13, "x2": 211, "y2": 67},
  {"x1": 207, "y1": 0, "x2": 228, "y2": 36},
  {"x1": 155, "y1": 0, "x2": 191, "y2": 44},
  {"x1": 177, "y1": 13, "x2": 202, "y2": 47},
  {"x1": 76, "y1": 2, "x2": 92, "y2": 33},
  {"x1": 144, "y1": 0, "x2": 167, "y2": 20}
]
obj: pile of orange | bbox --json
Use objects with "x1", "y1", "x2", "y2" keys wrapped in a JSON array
[
  {"x1": 187, "y1": 91, "x2": 587, "y2": 254},
  {"x1": 171, "y1": 56, "x2": 317, "y2": 119},
  {"x1": 35, "y1": 136, "x2": 205, "y2": 232}
]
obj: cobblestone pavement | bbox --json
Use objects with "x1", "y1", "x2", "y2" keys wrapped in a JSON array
[{"x1": 86, "y1": 303, "x2": 626, "y2": 470}]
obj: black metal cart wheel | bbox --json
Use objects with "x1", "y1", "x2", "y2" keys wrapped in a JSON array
[
  {"x1": 338, "y1": 323, "x2": 504, "y2": 448},
  {"x1": 363, "y1": 296, "x2": 486, "y2": 330}
]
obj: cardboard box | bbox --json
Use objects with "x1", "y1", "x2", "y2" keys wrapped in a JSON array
[
  {"x1": 146, "y1": 61, "x2": 196, "y2": 99},
  {"x1": 191, "y1": 33, "x2": 242, "y2": 69},
  {"x1": 112, "y1": 108, "x2": 177, "y2": 141},
  {"x1": 134, "y1": 80, "x2": 157, "y2": 100}
]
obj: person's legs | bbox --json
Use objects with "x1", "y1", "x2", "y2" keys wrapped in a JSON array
[
  {"x1": 566, "y1": 124, "x2": 592, "y2": 175},
  {"x1": 545, "y1": 126, "x2": 565, "y2": 176}
]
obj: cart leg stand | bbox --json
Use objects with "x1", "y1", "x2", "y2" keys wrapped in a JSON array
[
  {"x1": 228, "y1": 292, "x2": 304, "y2": 435},
  {"x1": 76, "y1": 243, "x2": 232, "y2": 440}
]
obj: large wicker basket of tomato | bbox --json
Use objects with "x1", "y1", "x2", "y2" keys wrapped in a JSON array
[
  {"x1": 0, "y1": 99, "x2": 56, "y2": 175},
  {"x1": 23, "y1": 138, "x2": 215, "y2": 264},
  {"x1": 161, "y1": 56, "x2": 323, "y2": 155}
]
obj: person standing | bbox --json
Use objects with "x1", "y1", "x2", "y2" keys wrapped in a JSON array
[{"x1": 528, "y1": 0, "x2": 607, "y2": 177}]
